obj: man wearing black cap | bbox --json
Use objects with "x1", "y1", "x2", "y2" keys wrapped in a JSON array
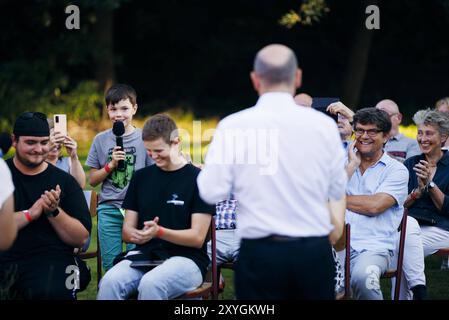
[{"x1": 0, "y1": 112, "x2": 92, "y2": 300}]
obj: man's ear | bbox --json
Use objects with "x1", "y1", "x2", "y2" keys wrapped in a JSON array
[
  {"x1": 397, "y1": 112, "x2": 403, "y2": 124},
  {"x1": 133, "y1": 104, "x2": 138, "y2": 115},
  {"x1": 250, "y1": 71, "x2": 260, "y2": 92},
  {"x1": 11, "y1": 134, "x2": 18, "y2": 147},
  {"x1": 294, "y1": 68, "x2": 302, "y2": 90}
]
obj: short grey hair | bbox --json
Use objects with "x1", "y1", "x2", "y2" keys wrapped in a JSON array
[
  {"x1": 254, "y1": 51, "x2": 298, "y2": 86},
  {"x1": 413, "y1": 108, "x2": 449, "y2": 136}
]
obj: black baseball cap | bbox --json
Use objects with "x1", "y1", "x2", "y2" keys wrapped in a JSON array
[{"x1": 13, "y1": 112, "x2": 50, "y2": 137}]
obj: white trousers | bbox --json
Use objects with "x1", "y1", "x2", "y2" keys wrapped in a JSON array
[{"x1": 392, "y1": 216, "x2": 449, "y2": 300}]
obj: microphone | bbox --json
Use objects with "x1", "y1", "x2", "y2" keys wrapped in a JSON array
[{"x1": 112, "y1": 121, "x2": 125, "y2": 170}]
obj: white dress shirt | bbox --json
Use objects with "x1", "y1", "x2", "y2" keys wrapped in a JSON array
[{"x1": 197, "y1": 92, "x2": 347, "y2": 239}]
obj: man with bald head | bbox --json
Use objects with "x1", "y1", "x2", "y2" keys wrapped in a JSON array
[
  {"x1": 198, "y1": 44, "x2": 347, "y2": 299},
  {"x1": 375, "y1": 99, "x2": 420, "y2": 162}
]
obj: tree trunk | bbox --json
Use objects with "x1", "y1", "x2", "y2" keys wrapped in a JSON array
[
  {"x1": 93, "y1": 9, "x2": 116, "y2": 120},
  {"x1": 341, "y1": 0, "x2": 378, "y2": 110}
]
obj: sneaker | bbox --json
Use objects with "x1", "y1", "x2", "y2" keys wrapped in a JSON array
[{"x1": 411, "y1": 285, "x2": 427, "y2": 300}]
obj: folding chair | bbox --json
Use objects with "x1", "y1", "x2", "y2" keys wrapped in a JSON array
[
  {"x1": 340, "y1": 209, "x2": 408, "y2": 300},
  {"x1": 79, "y1": 190, "x2": 102, "y2": 288},
  {"x1": 381, "y1": 209, "x2": 408, "y2": 300},
  {"x1": 217, "y1": 262, "x2": 234, "y2": 298}
]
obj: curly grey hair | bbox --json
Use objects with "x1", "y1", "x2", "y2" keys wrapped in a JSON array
[{"x1": 413, "y1": 108, "x2": 449, "y2": 137}]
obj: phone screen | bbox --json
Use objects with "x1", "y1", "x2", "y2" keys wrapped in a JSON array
[{"x1": 53, "y1": 114, "x2": 67, "y2": 136}]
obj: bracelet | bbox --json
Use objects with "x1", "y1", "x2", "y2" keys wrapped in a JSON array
[
  {"x1": 157, "y1": 226, "x2": 164, "y2": 238},
  {"x1": 23, "y1": 210, "x2": 33, "y2": 222},
  {"x1": 104, "y1": 162, "x2": 112, "y2": 173}
]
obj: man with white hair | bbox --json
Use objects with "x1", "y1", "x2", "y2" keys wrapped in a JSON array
[
  {"x1": 375, "y1": 99, "x2": 420, "y2": 162},
  {"x1": 198, "y1": 44, "x2": 347, "y2": 299}
]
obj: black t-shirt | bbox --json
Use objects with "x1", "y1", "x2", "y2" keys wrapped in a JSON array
[
  {"x1": 0, "y1": 158, "x2": 92, "y2": 263},
  {"x1": 122, "y1": 163, "x2": 215, "y2": 279}
]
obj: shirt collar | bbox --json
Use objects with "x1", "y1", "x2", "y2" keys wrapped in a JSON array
[
  {"x1": 255, "y1": 92, "x2": 296, "y2": 110},
  {"x1": 390, "y1": 133, "x2": 403, "y2": 141}
]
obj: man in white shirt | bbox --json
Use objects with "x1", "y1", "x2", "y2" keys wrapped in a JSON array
[
  {"x1": 375, "y1": 99, "x2": 420, "y2": 162},
  {"x1": 0, "y1": 158, "x2": 16, "y2": 251},
  {"x1": 197, "y1": 44, "x2": 347, "y2": 299}
]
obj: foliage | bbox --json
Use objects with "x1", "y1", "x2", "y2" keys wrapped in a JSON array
[{"x1": 279, "y1": 0, "x2": 330, "y2": 28}]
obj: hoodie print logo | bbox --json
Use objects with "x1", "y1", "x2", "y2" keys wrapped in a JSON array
[{"x1": 166, "y1": 194, "x2": 185, "y2": 206}]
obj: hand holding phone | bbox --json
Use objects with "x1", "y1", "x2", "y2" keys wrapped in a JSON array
[{"x1": 53, "y1": 114, "x2": 67, "y2": 137}]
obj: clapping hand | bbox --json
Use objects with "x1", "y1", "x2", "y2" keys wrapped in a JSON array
[{"x1": 413, "y1": 160, "x2": 430, "y2": 191}]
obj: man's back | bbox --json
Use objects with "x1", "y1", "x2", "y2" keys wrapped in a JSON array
[{"x1": 199, "y1": 92, "x2": 347, "y2": 239}]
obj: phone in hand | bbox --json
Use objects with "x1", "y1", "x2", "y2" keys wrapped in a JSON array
[
  {"x1": 311, "y1": 97, "x2": 340, "y2": 122},
  {"x1": 53, "y1": 114, "x2": 67, "y2": 137}
]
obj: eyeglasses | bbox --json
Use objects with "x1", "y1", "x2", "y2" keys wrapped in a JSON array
[
  {"x1": 354, "y1": 128, "x2": 383, "y2": 137},
  {"x1": 19, "y1": 112, "x2": 47, "y2": 120}
]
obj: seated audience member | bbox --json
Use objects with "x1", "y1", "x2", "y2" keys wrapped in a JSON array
[
  {"x1": 0, "y1": 112, "x2": 91, "y2": 300},
  {"x1": 47, "y1": 118, "x2": 86, "y2": 188},
  {"x1": 327, "y1": 102, "x2": 354, "y2": 150},
  {"x1": 294, "y1": 93, "x2": 313, "y2": 107},
  {"x1": 0, "y1": 132, "x2": 12, "y2": 158},
  {"x1": 97, "y1": 114, "x2": 215, "y2": 300},
  {"x1": 0, "y1": 158, "x2": 16, "y2": 251},
  {"x1": 375, "y1": 99, "x2": 420, "y2": 162},
  {"x1": 344, "y1": 108, "x2": 408, "y2": 300},
  {"x1": 398, "y1": 109, "x2": 449, "y2": 299},
  {"x1": 208, "y1": 198, "x2": 239, "y2": 266},
  {"x1": 435, "y1": 97, "x2": 449, "y2": 149}
]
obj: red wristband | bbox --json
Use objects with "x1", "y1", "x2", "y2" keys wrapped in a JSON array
[
  {"x1": 157, "y1": 226, "x2": 164, "y2": 238},
  {"x1": 410, "y1": 191, "x2": 418, "y2": 201},
  {"x1": 104, "y1": 162, "x2": 112, "y2": 173},
  {"x1": 23, "y1": 210, "x2": 33, "y2": 222}
]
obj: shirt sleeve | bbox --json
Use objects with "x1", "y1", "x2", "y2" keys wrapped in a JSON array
[
  {"x1": 122, "y1": 172, "x2": 139, "y2": 212},
  {"x1": 192, "y1": 180, "x2": 216, "y2": 216},
  {"x1": 328, "y1": 123, "x2": 348, "y2": 201},
  {"x1": 85, "y1": 136, "x2": 101, "y2": 169},
  {"x1": 376, "y1": 162, "x2": 409, "y2": 207},
  {"x1": 0, "y1": 159, "x2": 14, "y2": 207},
  {"x1": 61, "y1": 174, "x2": 92, "y2": 233},
  {"x1": 197, "y1": 122, "x2": 234, "y2": 204}
]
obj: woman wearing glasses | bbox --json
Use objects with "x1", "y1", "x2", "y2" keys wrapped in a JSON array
[{"x1": 398, "y1": 109, "x2": 449, "y2": 300}]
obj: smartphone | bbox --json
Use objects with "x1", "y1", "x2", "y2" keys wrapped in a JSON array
[
  {"x1": 53, "y1": 114, "x2": 67, "y2": 136},
  {"x1": 311, "y1": 97, "x2": 340, "y2": 122}
]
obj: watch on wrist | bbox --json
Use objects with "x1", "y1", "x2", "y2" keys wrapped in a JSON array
[
  {"x1": 429, "y1": 181, "x2": 436, "y2": 189},
  {"x1": 47, "y1": 208, "x2": 60, "y2": 218}
]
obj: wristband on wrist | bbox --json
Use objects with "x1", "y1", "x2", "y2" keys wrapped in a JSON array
[
  {"x1": 410, "y1": 188, "x2": 420, "y2": 201},
  {"x1": 104, "y1": 162, "x2": 112, "y2": 173},
  {"x1": 23, "y1": 210, "x2": 33, "y2": 222},
  {"x1": 157, "y1": 226, "x2": 164, "y2": 238}
]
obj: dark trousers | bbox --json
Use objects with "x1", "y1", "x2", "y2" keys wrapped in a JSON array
[
  {"x1": 0, "y1": 255, "x2": 85, "y2": 300},
  {"x1": 235, "y1": 235, "x2": 335, "y2": 300}
]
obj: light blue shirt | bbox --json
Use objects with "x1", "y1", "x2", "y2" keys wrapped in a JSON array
[{"x1": 346, "y1": 152, "x2": 409, "y2": 253}]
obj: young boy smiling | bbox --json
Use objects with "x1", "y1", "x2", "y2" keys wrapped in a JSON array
[
  {"x1": 97, "y1": 114, "x2": 214, "y2": 300},
  {"x1": 86, "y1": 84, "x2": 152, "y2": 271}
]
